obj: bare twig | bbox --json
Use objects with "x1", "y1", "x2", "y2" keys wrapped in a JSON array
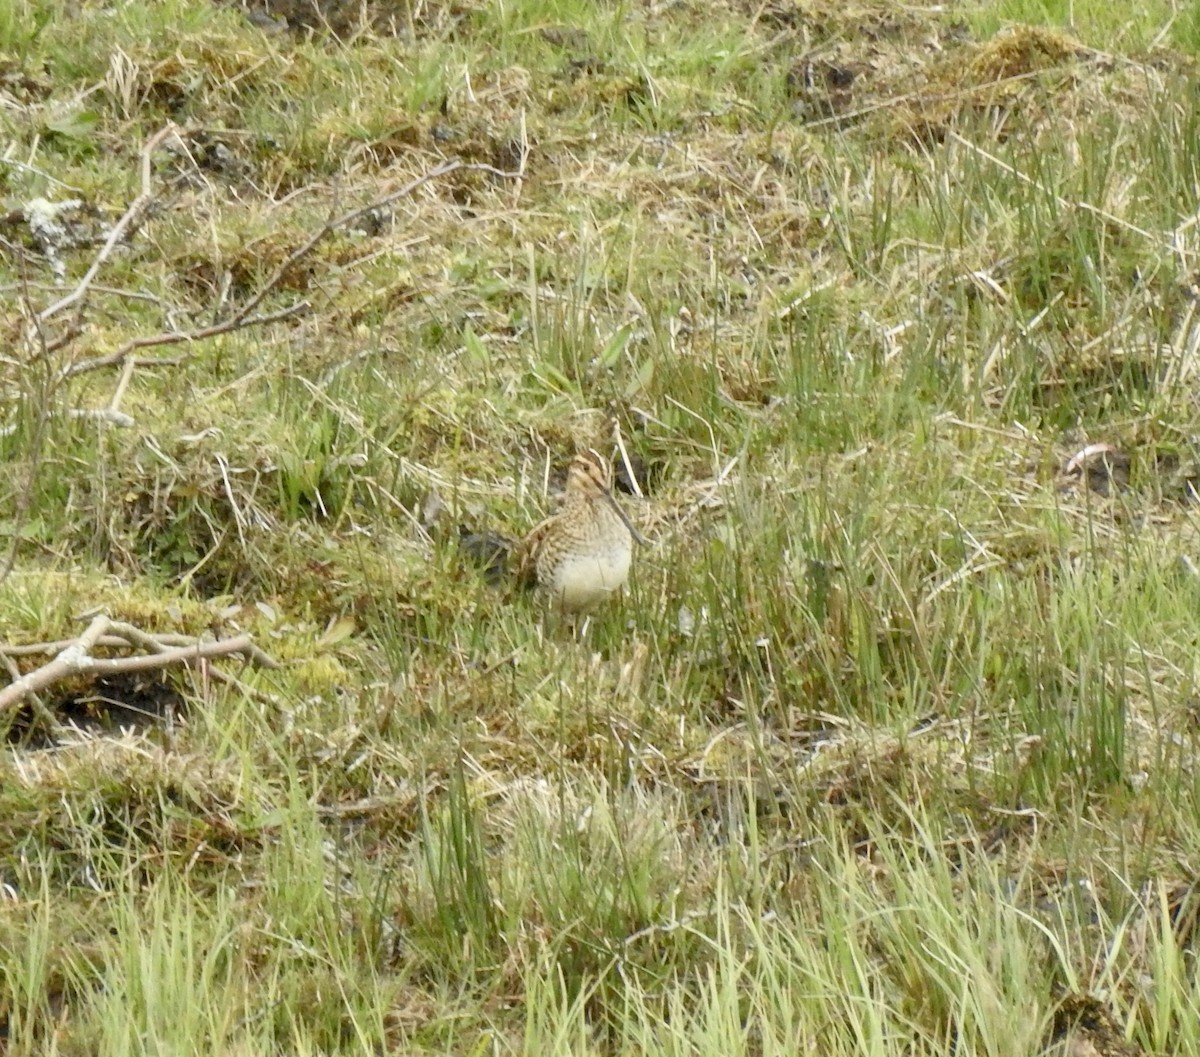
[
  {"x1": 0, "y1": 615, "x2": 277, "y2": 713},
  {"x1": 108, "y1": 355, "x2": 136, "y2": 414},
  {"x1": 0, "y1": 406, "x2": 135, "y2": 438},
  {"x1": 59, "y1": 302, "x2": 310, "y2": 381},
  {"x1": 38, "y1": 155, "x2": 496, "y2": 383},
  {"x1": 0, "y1": 649, "x2": 62, "y2": 738},
  {"x1": 0, "y1": 281, "x2": 175, "y2": 308},
  {"x1": 36, "y1": 124, "x2": 178, "y2": 324},
  {"x1": 230, "y1": 158, "x2": 465, "y2": 325},
  {"x1": 28, "y1": 318, "x2": 83, "y2": 356},
  {"x1": 105, "y1": 619, "x2": 279, "y2": 671},
  {"x1": 1, "y1": 634, "x2": 200, "y2": 656},
  {"x1": 55, "y1": 159, "x2": 470, "y2": 378}
]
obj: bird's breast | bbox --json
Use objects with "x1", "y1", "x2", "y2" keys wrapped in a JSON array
[{"x1": 544, "y1": 541, "x2": 632, "y2": 611}]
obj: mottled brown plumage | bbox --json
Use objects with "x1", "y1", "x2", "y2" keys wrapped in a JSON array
[{"x1": 519, "y1": 451, "x2": 644, "y2": 612}]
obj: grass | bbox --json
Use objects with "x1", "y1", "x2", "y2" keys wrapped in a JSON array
[{"x1": 3, "y1": 0, "x2": 1200, "y2": 1052}]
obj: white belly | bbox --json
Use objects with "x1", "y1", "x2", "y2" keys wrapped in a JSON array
[{"x1": 546, "y1": 546, "x2": 631, "y2": 611}]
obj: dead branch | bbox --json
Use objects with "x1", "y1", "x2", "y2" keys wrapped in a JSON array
[
  {"x1": 52, "y1": 157, "x2": 480, "y2": 382},
  {"x1": 1, "y1": 635, "x2": 195, "y2": 656},
  {"x1": 0, "y1": 648, "x2": 63, "y2": 738},
  {"x1": 104, "y1": 619, "x2": 279, "y2": 671},
  {"x1": 229, "y1": 158, "x2": 465, "y2": 325},
  {"x1": 59, "y1": 302, "x2": 310, "y2": 382},
  {"x1": 0, "y1": 406, "x2": 135, "y2": 438},
  {"x1": 36, "y1": 124, "x2": 178, "y2": 324},
  {"x1": 0, "y1": 615, "x2": 278, "y2": 713}
]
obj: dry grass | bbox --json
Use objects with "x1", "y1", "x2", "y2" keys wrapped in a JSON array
[{"x1": 3, "y1": 0, "x2": 1200, "y2": 1053}]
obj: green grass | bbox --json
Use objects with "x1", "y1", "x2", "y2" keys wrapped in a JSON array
[
  {"x1": 968, "y1": 0, "x2": 1200, "y2": 52},
  {"x1": 3, "y1": 0, "x2": 1200, "y2": 1052}
]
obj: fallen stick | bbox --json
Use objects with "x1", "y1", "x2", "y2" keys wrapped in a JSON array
[
  {"x1": 59, "y1": 302, "x2": 311, "y2": 382},
  {"x1": 0, "y1": 615, "x2": 276, "y2": 713},
  {"x1": 36, "y1": 125, "x2": 178, "y2": 324},
  {"x1": 52, "y1": 158, "x2": 487, "y2": 383}
]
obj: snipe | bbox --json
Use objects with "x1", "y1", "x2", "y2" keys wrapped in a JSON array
[{"x1": 520, "y1": 450, "x2": 646, "y2": 612}]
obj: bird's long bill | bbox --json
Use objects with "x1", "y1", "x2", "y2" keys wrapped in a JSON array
[{"x1": 604, "y1": 492, "x2": 649, "y2": 546}]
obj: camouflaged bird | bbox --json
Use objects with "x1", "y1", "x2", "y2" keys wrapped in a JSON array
[{"x1": 518, "y1": 450, "x2": 646, "y2": 612}]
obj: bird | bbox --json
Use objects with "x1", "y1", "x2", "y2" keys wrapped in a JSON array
[{"x1": 519, "y1": 449, "x2": 647, "y2": 613}]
